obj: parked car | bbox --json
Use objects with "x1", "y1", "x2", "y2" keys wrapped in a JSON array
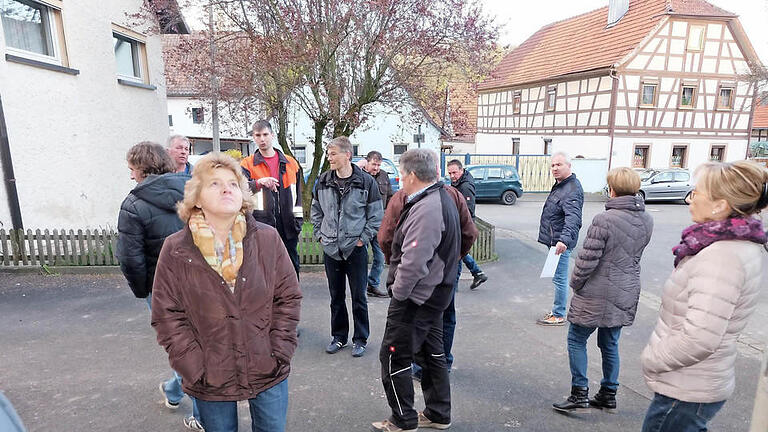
[
  {"x1": 634, "y1": 168, "x2": 658, "y2": 182},
  {"x1": 638, "y1": 168, "x2": 693, "y2": 203},
  {"x1": 463, "y1": 164, "x2": 524, "y2": 205},
  {"x1": 351, "y1": 156, "x2": 400, "y2": 192}
]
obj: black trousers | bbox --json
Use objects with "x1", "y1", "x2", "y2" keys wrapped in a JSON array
[
  {"x1": 324, "y1": 246, "x2": 369, "y2": 344},
  {"x1": 380, "y1": 298, "x2": 451, "y2": 429},
  {"x1": 275, "y1": 217, "x2": 300, "y2": 280}
]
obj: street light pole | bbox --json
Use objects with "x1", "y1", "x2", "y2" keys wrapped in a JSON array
[{"x1": 209, "y1": 3, "x2": 220, "y2": 152}]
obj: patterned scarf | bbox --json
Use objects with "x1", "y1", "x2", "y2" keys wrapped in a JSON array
[
  {"x1": 673, "y1": 216, "x2": 767, "y2": 267},
  {"x1": 189, "y1": 209, "x2": 246, "y2": 291}
]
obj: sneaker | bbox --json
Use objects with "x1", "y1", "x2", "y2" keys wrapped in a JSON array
[
  {"x1": 325, "y1": 338, "x2": 348, "y2": 354},
  {"x1": 370, "y1": 419, "x2": 417, "y2": 432},
  {"x1": 183, "y1": 415, "x2": 205, "y2": 431},
  {"x1": 469, "y1": 272, "x2": 488, "y2": 290},
  {"x1": 159, "y1": 382, "x2": 180, "y2": 409},
  {"x1": 536, "y1": 312, "x2": 566, "y2": 326},
  {"x1": 352, "y1": 342, "x2": 367, "y2": 357},
  {"x1": 367, "y1": 284, "x2": 389, "y2": 297},
  {"x1": 418, "y1": 411, "x2": 451, "y2": 430}
]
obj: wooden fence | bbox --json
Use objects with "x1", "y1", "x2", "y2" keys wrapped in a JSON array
[{"x1": 0, "y1": 219, "x2": 495, "y2": 268}]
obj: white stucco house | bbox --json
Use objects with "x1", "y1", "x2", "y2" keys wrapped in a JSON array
[
  {"x1": 0, "y1": 0, "x2": 187, "y2": 229},
  {"x1": 476, "y1": 0, "x2": 762, "y2": 190}
]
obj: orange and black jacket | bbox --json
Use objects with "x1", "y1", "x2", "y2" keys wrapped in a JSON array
[{"x1": 240, "y1": 149, "x2": 303, "y2": 240}]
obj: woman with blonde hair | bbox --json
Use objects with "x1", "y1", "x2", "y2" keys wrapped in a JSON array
[
  {"x1": 641, "y1": 160, "x2": 768, "y2": 432},
  {"x1": 553, "y1": 167, "x2": 653, "y2": 413},
  {"x1": 151, "y1": 153, "x2": 301, "y2": 432}
]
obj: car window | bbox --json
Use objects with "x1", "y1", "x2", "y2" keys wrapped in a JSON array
[
  {"x1": 505, "y1": 168, "x2": 519, "y2": 179},
  {"x1": 468, "y1": 167, "x2": 485, "y2": 179},
  {"x1": 653, "y1": 171, "x2": 675, "y2": 183},
  {"x1": 487, "y1": 167, "x2": 503, "y2": 179},
  {"x1": 673, "y1": 172, "x2": 690, "y2": 182}
]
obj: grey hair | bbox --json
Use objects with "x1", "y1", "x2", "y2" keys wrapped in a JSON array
[
  {"x1": 167, "y1": 134, "x2": 190, "y2": 148},
  {"x1": 399, "y1": 149, "x2": 438, "y2": 182},
  {"x1": 327, "y1": 136, "x2": 353, "y2": 155},
  {"x1": 551, "y1": 151, "x2": 571, "y2": 165}
]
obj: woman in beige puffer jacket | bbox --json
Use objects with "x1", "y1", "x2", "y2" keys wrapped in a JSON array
[{"x1": 641, "y1": 161, "x2": 768, "y2": 432}]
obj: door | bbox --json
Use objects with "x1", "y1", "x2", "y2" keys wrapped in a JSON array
[
  {"x1": 645, "y1": 171, "x2": 675, "y2": 199},
  {"x1": 670, "y1": 171, "x2": 691, "y2": 199},
  {"x1": 482, "y1": 167, "x2": 505, "y2": 199}
]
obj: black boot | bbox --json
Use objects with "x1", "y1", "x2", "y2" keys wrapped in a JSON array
[
  {"x1": 589, "y1": 386, "x2": 617, "y2": 410},
  {"x1": 552, "y1": 386, "x2": 590, "y2": 413}
]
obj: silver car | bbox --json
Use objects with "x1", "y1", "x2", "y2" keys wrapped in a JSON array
[{"x1": 639, "y1": 169, "x2": 693, "y2": 203}]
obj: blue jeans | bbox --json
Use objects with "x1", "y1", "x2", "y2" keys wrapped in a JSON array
[
  {"x1": 367, "y1": 235, "x2": 384, "y2": 288},
  {"x1": 642, "y1": 393, "x2": 725, "y2": 432},
  {"x1": 567, "y1": 324, "x2": 621, "y2": 389},
  {"x1": 196, "y1": 379, "x2": 289, "y2": 432},
  {"x1": 462, "y1": 254, "x2": 482, "y2": 276},
  {"x1": 552, "y1": 249, "x2": 572, "y2": 318},
  {"x1": 146, "y1": 294, "x2": 200, "y2": 421}
]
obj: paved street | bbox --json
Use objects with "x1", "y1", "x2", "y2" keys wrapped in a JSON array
[{"x1": 0, "y1": 196, "x2": 764, "y2": 431}]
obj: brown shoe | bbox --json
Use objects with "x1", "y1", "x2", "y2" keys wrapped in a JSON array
[
  {"x1": 370, "y1": 419, "x2": 416, "y2": 432},
  {"x1": 367, "y1": 284, "x2": 389, "y2": 298},
  {"x1": 536, "y1": 312, "x2": 565, "y2": 326},
  {"x1": 418, "y1": 412, "x2": 451, "y2": 429}
]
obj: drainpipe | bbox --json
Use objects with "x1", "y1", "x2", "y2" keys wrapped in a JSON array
[
  {"x1": 607, "y1": 66, "x2": 620, "y2": 171},
  {"x1": 0, "y1": 95, "x2": 23, "y2": 230}
]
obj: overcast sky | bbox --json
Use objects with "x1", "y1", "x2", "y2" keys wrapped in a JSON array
[{"x1": 481, "y1": 0, "x2": 768, "y2": 63}]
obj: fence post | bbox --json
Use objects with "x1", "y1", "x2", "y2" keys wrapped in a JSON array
[
  {"x1": 464, "y1": 153, "x2": 471, "y2": 167},
  {"x1": 515, "y1": 154, "x2": 520, "y2": 171},
  {"x1": 440, "y1": 152, "x2": 446, "y2": 177}
]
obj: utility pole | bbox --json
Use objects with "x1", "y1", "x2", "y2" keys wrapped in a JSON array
[{"x1": 209, "y1": 3, "x2": 220, "y2": 152}]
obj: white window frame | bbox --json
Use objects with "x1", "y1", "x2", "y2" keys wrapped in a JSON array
[
  {"x1": 687, "y1": 24, "x2": 706, "y2": 52},
  {"x1": 113, "y1": 31, "x2": 144, "y2": 83},
  {"x1": 2, "y1": 0, "x2": 62, "y2": 65}
]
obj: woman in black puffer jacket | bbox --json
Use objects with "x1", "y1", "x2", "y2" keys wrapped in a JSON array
[
  {"x1": 116, "y1": 141, "x2": 200, "y2": 429},
  {"x1": 117, "y1": 141, "x2": 190, "y2": 299}
]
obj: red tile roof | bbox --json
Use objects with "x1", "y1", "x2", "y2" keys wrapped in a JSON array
[
  {"x1": 754, "y1": 103, "x2": 768, "y2": 129},
  {"x1": 162, "y1": 34, "x2": 207, "y2": 96},
  {"x1": 479, "y1": 0, "x2": 737, "y2": 91}
]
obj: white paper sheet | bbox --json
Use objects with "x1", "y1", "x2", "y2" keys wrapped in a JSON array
[{"x1": 539, "y1": 246, "x2": 560, "y2": 278}]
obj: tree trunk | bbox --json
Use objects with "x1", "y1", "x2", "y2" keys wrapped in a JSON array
[
  {"x1": 302, "y1": 118, "x2": 329, "y2": 219},
  {"x1": 275, "y1": 103, "x2": 293, "y2": 158}
]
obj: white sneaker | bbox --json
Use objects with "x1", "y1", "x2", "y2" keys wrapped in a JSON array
[{"x1": 184, "y1": 415, "x2": 205, "y2": 431}]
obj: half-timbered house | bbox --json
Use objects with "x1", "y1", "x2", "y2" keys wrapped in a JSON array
[{"x1": 476, "y1": 0, "x2": 762, "y2": 175}]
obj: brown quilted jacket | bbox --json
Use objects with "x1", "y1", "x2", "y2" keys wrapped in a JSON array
[{"x1": 151, "y1": 214, "x2": 301, "y2": 401}]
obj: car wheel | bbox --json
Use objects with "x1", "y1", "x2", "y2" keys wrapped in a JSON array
[
  {"x1": 684, "y1": 191, "x2": 692, "y2": 205},
  {"x1": 638, "y1": 190, "x2": 646, "y2": 202},
  {"x1": 501, "y1": 190, "x2": 517, "y2": 205}
]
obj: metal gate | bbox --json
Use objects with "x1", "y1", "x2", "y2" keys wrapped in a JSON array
[{"x1": 441, "y1": 153, "x2": 554, "y2": 193}]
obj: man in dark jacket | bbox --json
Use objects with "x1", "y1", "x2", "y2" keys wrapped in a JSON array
[
  {"x1": 372, "y1": 149, "x2": 460, "y2": 432},
  {"x1": 446, "y1": 159, "x2": 488, "y2": 290},
  {"x1": 363, "y1": 150, "x2": 393, "y2": 298},
  {"x1": 241, "y1": 120, "x2": 303, "y2": 278},
  {"x1": 537, "y1": 152, "x2": 584, "y2": 326},
  {"x1": 311, "y1": 137, "x2": 383, "y2": 358}
]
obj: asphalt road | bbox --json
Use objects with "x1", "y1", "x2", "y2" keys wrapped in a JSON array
[{"x1": 0, "y1": 199, "x2": 764, "y2": 431}]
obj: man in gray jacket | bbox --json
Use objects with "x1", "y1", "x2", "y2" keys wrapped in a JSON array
[
  {"x1": 311, "y1": 137, "x2": 383, "y2": 358},
  {"x1": 371, "y1": 149, "x2": 460, "y2": 432}
]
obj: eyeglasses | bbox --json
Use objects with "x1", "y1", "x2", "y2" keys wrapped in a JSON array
[{"x1": 685, "y1": 189, "x2": 697, "y2": 204}]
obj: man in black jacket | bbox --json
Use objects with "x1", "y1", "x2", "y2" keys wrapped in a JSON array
[
  {"x1": 363, "y1": 150, "x2": 393, "y2": 298},
  {"x1": 537, "y1": 152, "x2": 584, "y2": 326},
  {"x1": 446, "y1": 159, "x2": 488, "y2": 290}
]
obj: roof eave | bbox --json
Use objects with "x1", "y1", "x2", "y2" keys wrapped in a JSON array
[{"x1": 478, "y1": 66, "x2": 613, "y2": 93}]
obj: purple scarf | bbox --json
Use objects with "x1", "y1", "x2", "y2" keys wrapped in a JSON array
[{"x1": 673, "y1": 217, "x2": 767, "y2": 267}]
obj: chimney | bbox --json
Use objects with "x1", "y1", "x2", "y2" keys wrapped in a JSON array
[{"x1": 606, "y1": 0, "x2": 629, "y2": 28}]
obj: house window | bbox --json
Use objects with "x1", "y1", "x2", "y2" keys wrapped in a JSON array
[
  {"x1": 670, "y1": 145, "x2": 687, "y2": 168},
  {"x1": 633, "y1": 145, "x2": 650, "y2": 168},
  {"x1": 679, "y1": 85, "x2": 697, "y2": 108},
  {"x1": 512, "y1": 138, "x2": 520, "y2": 155},
  {"x1": 168, "y1": 115, "x2": 173, "y2": 126},
  {"x1": 543, "y1": 138, "x2": 552, "y2": 155},
  {"x1": 293, "y1": 146, "x2": 307, "y2": 164},
  {"x1": 717, "y1": 87, "x2": 734, "y2": 109},
  {"x1": 393, "y1": 144, "x2": 408, "y2": 155},
  {"x1": 546, "y1": 87, "x2": 557, "y2": 111},
  {"x1": 352, "y1": 145, "x2": 359, "y2": 156},
  {"x1": 113, "y1": 33, "x2": 142, "y2": 80},
  {"x1": 513, "y1": 92, "x2": 521, "y2": 114},
  {"x1": 710, "y1": 145, "x2": 726, "y2": 162},
  {"x1": 1, "y1": 0, "x2": 68, "y2": 64},
  {"x1": 687, "y1": 24, "x2": 705, "y2": 51},
  {"x1": 640, "y1": 83, "x2": 658, "y2": 107},
  {"x1": 192, "y1": 107, "x2": 204, "y2": 124}
]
